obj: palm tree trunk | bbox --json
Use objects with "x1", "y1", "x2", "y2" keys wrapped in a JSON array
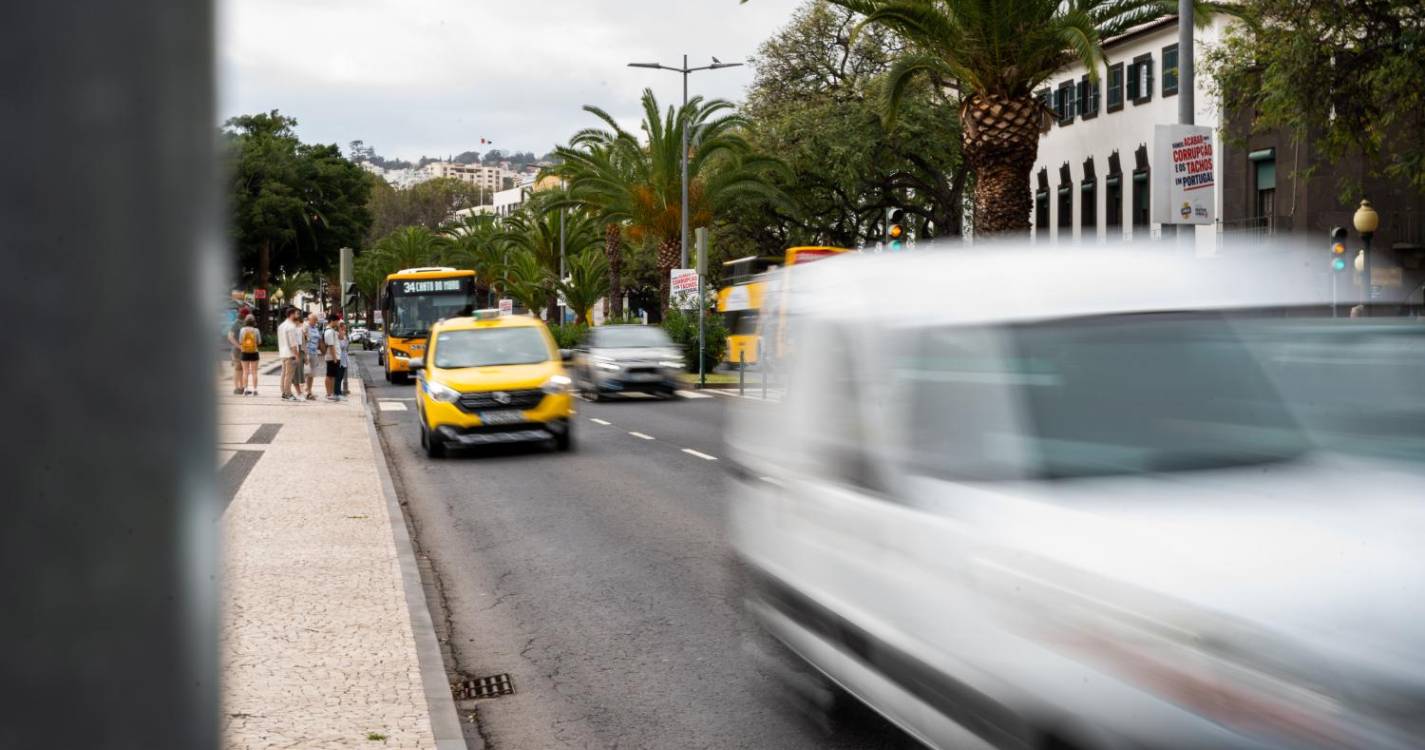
[
  {"x1": 605, "y1": 223, "x2": 623, "y2": 319},
  {"x1": 961, "y1": 94, "x2": 1045, "y2": 235},
  {"x1": 656, "y1": 237, "x2": 679, "y2": 319},
  {"x1": 546, "y1": 293, "x2": 559, "y2": 324}
]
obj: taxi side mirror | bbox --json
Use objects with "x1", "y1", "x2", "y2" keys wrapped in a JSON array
[{"x1": 559, "y1": 348, "x2": 573, "y2": 362}]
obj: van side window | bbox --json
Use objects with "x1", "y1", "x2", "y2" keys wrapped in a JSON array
[
  {"x1": 896, "y1": 327, "x2": 1028, "y2": 481},
  {"x1": 791, "y1": 323, "x2": 883, "y2": 493}
]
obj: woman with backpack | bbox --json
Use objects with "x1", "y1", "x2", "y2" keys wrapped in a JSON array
[{"x1": 238, "y1": 314, "x2": 261, "y2": 395}]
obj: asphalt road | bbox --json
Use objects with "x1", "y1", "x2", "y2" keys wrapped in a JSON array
[{"x1": 356, "y1": 351, "x2": 915, "y2": 750}]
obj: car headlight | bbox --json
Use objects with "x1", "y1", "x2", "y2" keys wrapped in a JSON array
[
  {"x1": 658, "y1": 360, "x2": 684, "y2": 369},
  {"x1": 592, "y1": 355, "x2": 620, "y2": 372},
  {"x1": 542, "y1": 374, "x2": 572, "y2": 394},
  {"x1": 425, "y1": 379, "x2": 460, "y2": 403}
]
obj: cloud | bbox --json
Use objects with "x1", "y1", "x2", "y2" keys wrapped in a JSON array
[{"x1": 219, "y1": 0, "x2": 802, "y2": 158}]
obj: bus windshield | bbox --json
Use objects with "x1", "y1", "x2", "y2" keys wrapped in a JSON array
[{"x1": 386, "y1": 277, "x2": 475, "y2": 338}]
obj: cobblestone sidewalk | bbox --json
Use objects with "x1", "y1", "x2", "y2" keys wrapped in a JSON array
[{"x1": 218, "y1": 354, "x2": 449, "y2": 750}]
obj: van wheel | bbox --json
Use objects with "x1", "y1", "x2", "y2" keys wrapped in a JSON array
[{"x1": 421, "y1": 425, "x2": 444, "y2": 458}]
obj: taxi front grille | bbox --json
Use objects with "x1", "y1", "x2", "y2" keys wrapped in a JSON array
[{"x1": 456, "y1": 388, "x2": 545, "y2": 412}]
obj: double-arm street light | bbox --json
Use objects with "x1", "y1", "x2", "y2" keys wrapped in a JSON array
[{"x1": 627, "y1": 55, "x2": 743, "y2": 270}]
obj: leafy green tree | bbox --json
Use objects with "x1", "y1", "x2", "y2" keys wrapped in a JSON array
[
  {"x1": 729, "y1": 1, "x2": 966, "y2": 252},
  {"x1": 225, "y1": 111, "x2": 371, "y2": 324},
  {"x1": 441, "y1": 214, "x2": 509, "y2": 305},
  {"x1": 766, "y1": 0, "x2": 1224, "y2": 234},
  {"x1": 366, "y1": 226, "x2": 447, "y2": 271},
  {"x1": 550, "y1": 89, "x2": 787, "y2": 317},
  {"x1": 1205, "y1": 0, "x2": 1425, "y2": 198},
  {"x1": 365, "y1": 177, "x2": 486, "y2": 244},
  {"x1": 555, "y1": 248, "x2": 612, "y2": 325},
  {"x1": 543, "y1": 140, "x2": 633, "y2": 318}
]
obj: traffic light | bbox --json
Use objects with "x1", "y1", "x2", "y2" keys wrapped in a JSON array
[
  {"x1": 343, "y1": 282, "x2": 359, "y2": 310},
  {"x1": 886, "y1": 208, "x2": 907, "y2": 251},
  {"x1": 1329, "y1": 226, "x2": 1348, "y2": 272}
]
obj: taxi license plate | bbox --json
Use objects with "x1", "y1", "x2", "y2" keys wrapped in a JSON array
[{"x1": 480, "y1": 410, "x2": 524, "y2": 425}]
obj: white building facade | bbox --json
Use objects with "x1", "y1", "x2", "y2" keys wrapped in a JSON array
[
  {"x1": 418, "y1": 162, "x2": 517, "y2": 193},
  {"x1": 1029, "y1": 17, "x2": 1226, "y2": 254}
]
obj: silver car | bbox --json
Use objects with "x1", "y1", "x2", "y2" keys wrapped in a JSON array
[
  {"x1": 570, "y1": 325, "x2": 684, "y2": 401},
  {"x1": 726, "y1": 247, "x2": 1425, "y2": 750}
]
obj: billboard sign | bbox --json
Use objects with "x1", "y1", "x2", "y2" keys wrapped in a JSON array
[
  {"x1": 670, "y1": 269, "x2": 699, "y2": 310},
  {"x1": 1153, "y1": 124, "x2": 1216, "y2": 225}
]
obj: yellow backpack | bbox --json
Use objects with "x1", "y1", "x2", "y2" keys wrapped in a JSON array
[{"x1": 240, "y1": 329, "x2": 259, "y2": 354}]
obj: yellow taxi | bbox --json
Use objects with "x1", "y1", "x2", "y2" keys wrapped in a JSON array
[{"x1": 409, "y1": 310, "x2": 574, "y2": 457}]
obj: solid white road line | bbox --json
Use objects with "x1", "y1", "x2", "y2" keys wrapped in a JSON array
[
  {"x1": 676, "y1": 390, "x2": 712, "y2": 399},
  {"x1": 590, "y1": 418, "x2": 612, "y2": 426},
  {"x1": 628, "y1": 431, "x2": 655, "y2": 440},
  {"x1": 377, "y1": 401, "x2": 408, "y2": 412},
  {"x1": 681, "y1": 448, "x2": 718, "y2": 461}
]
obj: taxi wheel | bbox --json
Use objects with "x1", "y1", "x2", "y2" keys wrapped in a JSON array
[
  {"x1": 554, "y1": 425, "x2": 573, "y2": 452},
  {"x1": 421, "y1": 424, "x2": 444, "y2": 458}
]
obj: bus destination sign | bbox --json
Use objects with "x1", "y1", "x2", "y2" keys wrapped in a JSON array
[{"x1": 400, "y1": 279, "x2": 465, "y2": 294}]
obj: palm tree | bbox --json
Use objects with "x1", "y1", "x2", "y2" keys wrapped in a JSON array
[
  {"x1": 441, "y1": 214, "x2": 508, "y2": 306},
  {"x1": 369, "y1": 225, "x2": 447, "y2": 271},
  {"x1": 812, "y1": 0, "x2": 1222, "y2": 234},
  {"x1": 499, "y1": 196, "x2": 601, "y2": 321},
  {"x1": 545, "y1": 141, "x2": 632, "y2": 318},
  {"x1": 555, "y1": 248, "x2": 612, "y2": 325},
  {"x1": 502, "y1": 249, "x2": 554, "y2": 317},
  {"x1": 550, "y1": 88, "x2": 787, "y2": 317}
]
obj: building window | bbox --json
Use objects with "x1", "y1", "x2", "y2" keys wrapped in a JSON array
[
  {"x1": 1079, "y1": 75, "x2": 1099, "y2": 119},
  {"x1": 1162, "y1": 44, "x2": 1179, "y2": 96},
  {"x1": 1251, "y1": 148, "x2": 1277, "y2": 232},
  {"x1": 1127, "y1": 54, "x2": 1153, "y2": 104},
  {"x1": 1081, "y1": 179, "x2": 1097, "y2": 239},
  {"x1": 1106, "y1": 176, "x2": 1123, "y2": 238},
  {"x1": 1056, "y1": 81, "x2": 1076, "y2": 125},
  {"x1": 1035, "y1": 190, "x2": 1050, "y2": 239},
  {"x1": 1132, "y1": 170, "x2": 1150, "y2": 230},
  {"x1": 1107, "y1": 63, "x2": 1124, "y2": 112},
  {"x1": 1058, "y1": 185, "x2": 1073, "y2": 239}
]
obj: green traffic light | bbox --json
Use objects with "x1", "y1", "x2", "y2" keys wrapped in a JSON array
[
  {"x1": 1332, "y1": 258, "x2": 1347, "y2": 271},
  {"x1": 889, "y1": 240, "x2": 904, "y2": 251}
]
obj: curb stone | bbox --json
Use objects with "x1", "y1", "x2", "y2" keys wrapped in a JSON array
[{"x1": 357, "y1": 360, "x2": 473, "y2": 750}]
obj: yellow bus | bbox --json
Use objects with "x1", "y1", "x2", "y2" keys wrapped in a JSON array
[
  {"x1": 716, "y1": 246, "x2": 850, "y2": 367},
  {"x1": 379, "y1": 267, "x2": 478, "y2": 383}
]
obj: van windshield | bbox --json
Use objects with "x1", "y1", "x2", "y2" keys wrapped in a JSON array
[
  {"x1": 434, "y1": 327, "x2": 549, "y2": 369},
  {"x1": 902, "y1": 313, "x2": 1310, "y2": 480}
]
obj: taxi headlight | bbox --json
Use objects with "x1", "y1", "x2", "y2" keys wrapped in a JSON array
[
  {"x1": 542, "y1": 375, "x2": 572, "y2": 394},
  {"x1": 425, "y1": 379, "x2": 461, "y2": 404}
]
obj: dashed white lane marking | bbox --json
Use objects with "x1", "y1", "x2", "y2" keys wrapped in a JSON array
[
  {"x1": 682, "y1": 448, "x2": 718, "y2": 461},
  {"x1": 676, "y1": 390, "x2": 712, "y2": 399},
  {"x1": 628, "y1": 431, "x2": 655, "y2": 440},
  {"x1": 760, "y1": 475, "x2": 785, "y2": 487},
  {"x1": 590, "y1": 418, "x2": 612, "y2": 426},
  {"x1": 378, "y1": 401, "x2": 408, "y2": 412}
]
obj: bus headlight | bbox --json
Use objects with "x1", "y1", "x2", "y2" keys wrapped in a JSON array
[
  {"x1": 542, "y1": 375, "x2": 573, "y2": 394},
  {"x1": 425, "y1": 379, "x2": 460, "y2": 403}
]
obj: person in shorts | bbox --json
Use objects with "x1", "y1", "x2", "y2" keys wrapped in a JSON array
[
  {"x1": 225, "y1": 306, "x2": 251, "y2": 395},
  {"x1": 237, "y1": 314, "x2": 261, "y2": 395},
  {"x1": 323, "y1": 319, "x2": 340, "y2": 400},
  {"x1": 303, "y1": 312, "x2": 322, "y2": 400},
  {"x1": 336, "y1": 320, "x2": 351, "y2": 400},
  {"x1": 277, "y1": 307, "x2": 302, "y2": 400}
]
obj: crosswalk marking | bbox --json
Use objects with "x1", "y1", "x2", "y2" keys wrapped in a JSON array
[
  {"x1": 676, "y1": 390, "x2": 712, "y2": 399},
  {"x1": 378, "y1": 401, "x2": 408, "y2": 412}
]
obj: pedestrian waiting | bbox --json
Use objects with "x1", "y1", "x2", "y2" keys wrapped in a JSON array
[
  {"x1": 226, "y1": 306, "x2": 252, "y2": 395},
  {"x1": 277, "y1": 307, "x2": 303, "y2": 401},
  {"x1": 238, "y1": 314, "x2": 261, "y2": 395}
]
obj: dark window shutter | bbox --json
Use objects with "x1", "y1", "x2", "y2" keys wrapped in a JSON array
[{"x1": 1126, "y1": 62, "x2": 1140, "y2": 100}]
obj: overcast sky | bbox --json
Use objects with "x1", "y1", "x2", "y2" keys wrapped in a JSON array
[{"x1": 219, "y1": 0, "x2": 803, "y2": 161}]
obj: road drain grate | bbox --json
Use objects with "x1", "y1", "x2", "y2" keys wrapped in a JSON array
[{"x1": 452, "y1": 673, "x2": 514, "y2": 700}]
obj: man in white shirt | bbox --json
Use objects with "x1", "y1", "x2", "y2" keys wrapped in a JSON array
[{"x1": 276, "y1": 307, "x2": 302, "y2": 401}]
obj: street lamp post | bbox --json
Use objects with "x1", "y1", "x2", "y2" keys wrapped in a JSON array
[
  {"x1": 627, "y1": 55, "x2": 743, "y2": 271},
  {"x1": 1354, "y1": 199, "x2": 1380, "y2": 316}
]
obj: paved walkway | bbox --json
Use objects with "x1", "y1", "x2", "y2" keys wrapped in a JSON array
[{"x1": 218, "y1": 353, "x2": 453, "y2": 750}]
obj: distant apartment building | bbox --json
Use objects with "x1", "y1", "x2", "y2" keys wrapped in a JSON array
[{"x1": 419, "y1": 162, "x2": 517, "y2": 193}]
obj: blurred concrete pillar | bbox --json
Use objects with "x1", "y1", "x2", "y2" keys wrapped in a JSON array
[{"x1": 0, "y1": 0, "x2": 219, "y2": 748}]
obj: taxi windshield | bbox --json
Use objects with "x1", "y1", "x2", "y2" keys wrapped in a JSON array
[{"x1": 434, "y1": 327, "x2": 549, "y2": 369}]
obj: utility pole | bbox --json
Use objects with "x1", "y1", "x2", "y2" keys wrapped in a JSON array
[
  {"x1": 1177, "y1": 0, "x2": 1195, "y2": 253},
  {"x1": 696, "y1": 227, "x2": 708, "y2": 388},
  {"x1": 627, "y1": 55, "x2": 744, "y2": 270}
]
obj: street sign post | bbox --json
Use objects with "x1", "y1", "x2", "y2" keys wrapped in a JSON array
[
  {"x1": 498, "y1": 298, "x2": 513, "y2": 316},
  {"x1": 254, "y1": 288, "x2": 267, "y2": 300}
]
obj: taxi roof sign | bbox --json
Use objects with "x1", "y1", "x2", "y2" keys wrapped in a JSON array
[{"x1": 474, "y1": 308, "x2": 501, "y2": 320}]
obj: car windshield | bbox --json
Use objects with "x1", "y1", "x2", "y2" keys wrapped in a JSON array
[
  {"x1": 592, "y1": 326, "x2": 672, "y2": 348},
  {"x1": 433, "y1": 327, "x2": 549, "y2": 369},
  {"x1": 900, "y1": 312, "x2": 1312, "y2": 480}
]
